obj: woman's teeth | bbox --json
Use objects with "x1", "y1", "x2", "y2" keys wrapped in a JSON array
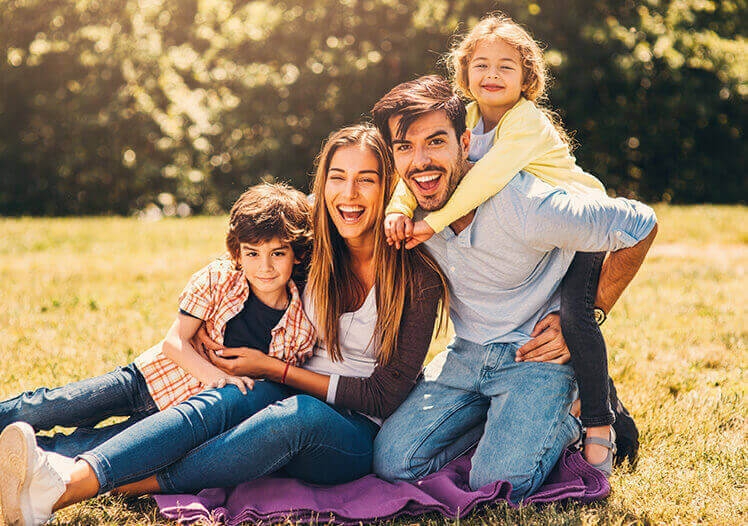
[{"x1": 337, "y1": 205, "x2": 365, "y2": 223}]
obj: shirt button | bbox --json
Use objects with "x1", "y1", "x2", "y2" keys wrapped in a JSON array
[
  {"x1": 615, "y1": 231, "x2": 623, "y2": 237},
  {"x1": 450, "y1": 266, "x2": 456, "y2": 272}
]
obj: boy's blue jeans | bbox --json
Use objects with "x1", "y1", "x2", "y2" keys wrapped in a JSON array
[
  {"x1": 78, "y1": 387, "x2": 378, "y2": 493},
  {"x1": 372, "y1": 338, "x2": 581, "y2": 503},
  {"x1": 0, "y1": 363, "x2": 159, "y2": 457}
]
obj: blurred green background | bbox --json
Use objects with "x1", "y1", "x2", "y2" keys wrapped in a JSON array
[{"x1": 1, "y1": 0, "x2": 745, "y2": 216}]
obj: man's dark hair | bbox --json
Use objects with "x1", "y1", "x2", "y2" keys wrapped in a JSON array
[{"x1": 371, "y1": 75, "x2": 467, "y2": 147}]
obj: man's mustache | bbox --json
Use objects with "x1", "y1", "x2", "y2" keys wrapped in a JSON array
[{"x1": 406, "y1": 165, "x2": 445, "y2": 179}]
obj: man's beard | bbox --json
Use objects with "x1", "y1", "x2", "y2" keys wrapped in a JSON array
[{"x1": 409, "y1": 158, "x2": 469, "y2": 211}]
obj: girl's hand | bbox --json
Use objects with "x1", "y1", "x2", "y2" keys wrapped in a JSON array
[
  {"x1": 384, "y1": 213, "x2": 414, "y2": 248},
  {"x1": 404, "y1": 220, "x2": 435, "y2": 249},
  {"x1": 205, "y1": 371, "x2": 255, "y2": 394},
  {"x1": 515, "y1": 313, "x2": 571, "y2": 364},
  {"x1": 209, "y1": 347, "x2": 271, "y2": 378},
  {"x1": 191, "y1": 323, "x2": 225, "y2": 360}
]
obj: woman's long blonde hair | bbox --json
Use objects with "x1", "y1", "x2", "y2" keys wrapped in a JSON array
[
  {"x1": 447, "y1": 13, "x2": 574, "y2": 148},
  {"x1": 307, "y1": 124, "x2": 448, "y2": 365}
]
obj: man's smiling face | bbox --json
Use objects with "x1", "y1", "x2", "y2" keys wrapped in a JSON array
[{"x1": 389, "y1": 110, "x2": 471, "y2": 211}]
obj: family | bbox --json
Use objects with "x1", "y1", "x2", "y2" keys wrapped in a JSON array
[{"x1": 0, "y1": 14, "x2": 657, "y2": 525}]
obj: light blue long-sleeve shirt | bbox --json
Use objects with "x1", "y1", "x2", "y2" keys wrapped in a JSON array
[{"x1": 420, "y1": 171, "x2": 657, "y2": 346}]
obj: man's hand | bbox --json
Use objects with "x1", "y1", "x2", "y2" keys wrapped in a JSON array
[
  {"x1": 384, "y1": 213, "x2": 414, "y2": 249},
  {"x1": 515, "y1": 313, "x2": 571, "y2": 364},
  {"x1": 191, "y1": 323, "x2": 224, "y2": 360},
  {"x1": 208, "y1": 346, "x2": 271, "y2": 378},
  {"x1": 404, "y1": 220, "x2": 436, "y2": 249},
  {"x1": 203, "y1": 370, "x2": 255, "y2": 394}
]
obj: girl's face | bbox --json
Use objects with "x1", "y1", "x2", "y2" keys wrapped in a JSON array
[
  {"x1": 467, "y1": 38, "x2": 525, "y2": 113},
  {"x1": 323, "y1": 145, "x2": 382, "y2": 246}
]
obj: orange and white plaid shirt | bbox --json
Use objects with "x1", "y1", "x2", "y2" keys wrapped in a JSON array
[{"x1": 134, "y1": 256, "x2": 315, "y2": 410}]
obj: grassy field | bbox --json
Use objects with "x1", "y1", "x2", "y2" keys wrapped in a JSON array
[{"x1": 0, "y1": 205, "x2": 746, "y2": 525}]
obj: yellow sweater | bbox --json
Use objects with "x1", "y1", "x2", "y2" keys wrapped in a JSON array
[{"x1": 386, "y1": 98, "x2": 607, "y2": 233}]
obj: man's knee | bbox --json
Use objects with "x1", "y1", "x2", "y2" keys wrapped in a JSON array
[{"x1": 372, "y1": 423, "x2": 419, "y2": 481}]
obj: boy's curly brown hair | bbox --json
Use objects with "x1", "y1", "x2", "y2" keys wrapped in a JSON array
[{"x1": 226, "y1": 183, "x2": 313, "y2": 288}]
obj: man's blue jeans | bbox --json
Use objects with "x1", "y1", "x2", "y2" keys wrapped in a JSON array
[
  {"x1": 372, "y1": 338, "x2": 581, "y2": 503},
  {"x1": 0, "y1": 363, "x2": 158, "y2": 457},
  {"x1": 78, "y1": 386, "x2": 379, "y2": 493}
]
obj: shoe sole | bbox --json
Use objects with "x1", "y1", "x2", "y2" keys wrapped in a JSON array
[{"x1": 0, "y1": 423, "x2": 35, "y2": 526}]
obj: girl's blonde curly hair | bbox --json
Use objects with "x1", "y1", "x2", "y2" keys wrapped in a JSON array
[
  {"x1": 448, "y1": 13, "x2": 547, "y2": 102},
  {"x1": 447, "y1": 13, "x2": 574, "y2": 148}
]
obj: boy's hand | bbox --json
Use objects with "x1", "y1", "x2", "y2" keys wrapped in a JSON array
[
  {"x1": 404, "y1": 221, "x2": 435, "y2": 249},
  {"x1": 204, "y1": 371, "x2": 255, "y2": 394},
  {"x1": 191, "y1": 323, "x2": 224, "y2": 360},
  {"x1": 384, "y1": 213, "x2": 414, "y2": 249}
]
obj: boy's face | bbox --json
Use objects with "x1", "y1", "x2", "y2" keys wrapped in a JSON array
[
  {"x1": 237, "y1": 238, "x2": 298, "y2": 296},
  {"x1": 467, "y1": 38, "x2": 524, "y2": 111},
  {"x1": 389, "y1": 110, "x2": 471, "y2": 211}
]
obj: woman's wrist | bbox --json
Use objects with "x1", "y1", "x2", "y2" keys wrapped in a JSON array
[{"x1": 262, "y1": 357, "x2": 285, "y2": 382}]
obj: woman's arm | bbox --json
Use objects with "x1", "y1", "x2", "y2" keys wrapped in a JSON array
[
  {"x1": 208, "y1": 267, "x2": 443, "y2": 419},
  {"x1": 331, "y1": 268, "x2": 442, "y2": 418}
]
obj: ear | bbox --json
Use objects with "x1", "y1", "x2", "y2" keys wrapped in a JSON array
[{"x1": 459, "y1": 128, "x2": 471, "y2": 161}]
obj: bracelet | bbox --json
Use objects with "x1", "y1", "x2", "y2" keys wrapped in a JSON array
[{"x1": 281, "y1": 361, "x2": 291, "y2": 384}]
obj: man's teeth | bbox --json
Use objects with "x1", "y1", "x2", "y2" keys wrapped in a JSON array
[{"x1": 414, "y1": 173, "x2": 441, "y2": 183}]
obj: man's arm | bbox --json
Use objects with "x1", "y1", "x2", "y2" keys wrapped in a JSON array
[{"x1": 596, "y1": 223, "x2": 658, "y2": 313}]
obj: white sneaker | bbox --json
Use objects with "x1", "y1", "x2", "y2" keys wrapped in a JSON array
[{"x1": 0, "y1": 422, "x2": 66, "y2": 526}]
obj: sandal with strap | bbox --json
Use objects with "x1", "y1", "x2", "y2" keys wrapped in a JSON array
[{"x1": 583, "y1": 427, "x2": 617, "y2": 478}]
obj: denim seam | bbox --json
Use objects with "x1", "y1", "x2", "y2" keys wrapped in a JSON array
[{"x1": 402, "y1": 392, "x2": 484, "y2": 480}]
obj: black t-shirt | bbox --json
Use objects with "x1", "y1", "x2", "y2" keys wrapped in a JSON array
[{"x1": 180, "y1": 289, "x2": 286, "y2": 353}]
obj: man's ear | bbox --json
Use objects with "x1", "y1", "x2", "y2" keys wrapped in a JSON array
[{"x1": 460, "y1": 129, "x2": 471, "y2": 160}]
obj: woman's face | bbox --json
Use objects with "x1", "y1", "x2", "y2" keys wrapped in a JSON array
[{"x1": 323, "y1": 145, "x2": 382, "y2": 246}]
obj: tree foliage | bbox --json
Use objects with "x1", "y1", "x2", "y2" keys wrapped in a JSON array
[{"x1": 1, "y1": 0, "x2": 745, "y2": 215}]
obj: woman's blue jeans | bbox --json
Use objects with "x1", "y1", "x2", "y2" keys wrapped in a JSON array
[
  {"x1": 0, "y1": 363, "x2": 159, "y2": 457},
  {"x1": 79, "y1": 385, "x2": 379, "y2": 493}
]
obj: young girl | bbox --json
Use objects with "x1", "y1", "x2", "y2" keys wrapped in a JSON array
[
  {"x1": 0, "y1": 183, "x2": 316, "y2": 461},
  {"x1": 384, "y1": 14, "x2": 631, "y2": 476}
]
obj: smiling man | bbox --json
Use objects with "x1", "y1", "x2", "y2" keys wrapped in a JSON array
[{"x1": 370, "y1": 76, "x2": 658, "y2": 502}]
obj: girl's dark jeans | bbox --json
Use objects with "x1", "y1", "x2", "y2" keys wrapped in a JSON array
[{"x1": 560, "y1": 251, "x2": 616, "y2": 427}]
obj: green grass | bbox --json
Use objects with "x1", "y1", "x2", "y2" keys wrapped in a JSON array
[{"x1": 1, "y1": 204, "x2": 746, "y2": 525}]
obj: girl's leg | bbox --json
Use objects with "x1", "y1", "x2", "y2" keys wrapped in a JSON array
[
  {"x1": 559, "y1": 252, "x2": 614, "y2": 465},
  {"x1": 78, "y1": 381, "x2": 293, "y2": 493},
  {"x1": 156, "y1": 395, "x2": 378, "y2": 494}
]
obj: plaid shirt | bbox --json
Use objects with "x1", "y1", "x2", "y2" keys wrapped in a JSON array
[{"x1": 134, "y1": 256, "x2": 315, "y2": 410}]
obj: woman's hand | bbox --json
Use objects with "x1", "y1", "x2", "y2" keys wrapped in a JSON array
[
  {"x1": 191, "y1": 323, "x2": 224, "y2": 360},
  {"x1": 515, "y1": 313, "x2": 571, "y2": 364},
  {"x1": 208, "y1": 347, "x2": 272, "y2": 378}
]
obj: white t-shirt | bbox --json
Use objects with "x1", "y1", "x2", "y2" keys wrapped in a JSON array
[
  {"x1": 302, "y1": 286, "x2": 379, "y2": 412},
  {"x1": 468, "y1": 118, "x2": 498, "y2": 163}
]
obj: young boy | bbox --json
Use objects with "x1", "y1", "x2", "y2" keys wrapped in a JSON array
[{"x1": 0, "y1": 183, "x2": 316, "y2": 459}]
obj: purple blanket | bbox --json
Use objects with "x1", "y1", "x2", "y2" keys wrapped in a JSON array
[{"x1": 154, "y1": 448, "x2": 609, "y2": 525}]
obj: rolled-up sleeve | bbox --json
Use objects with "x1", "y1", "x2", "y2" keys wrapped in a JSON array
[{"x1": 525, "y1": 188, "x2": 657, "y2": 253}]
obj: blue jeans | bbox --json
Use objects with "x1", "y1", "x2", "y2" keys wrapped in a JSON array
[
  {"x1": 0, "y1": 363, "x2": 158, "y2": 457},
  {"x1": 372, "y1": 338, "x2": 581, "y2": 503},
  {"x1": 79, "y1": 383, "x2": 378, "y2": 493}
]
